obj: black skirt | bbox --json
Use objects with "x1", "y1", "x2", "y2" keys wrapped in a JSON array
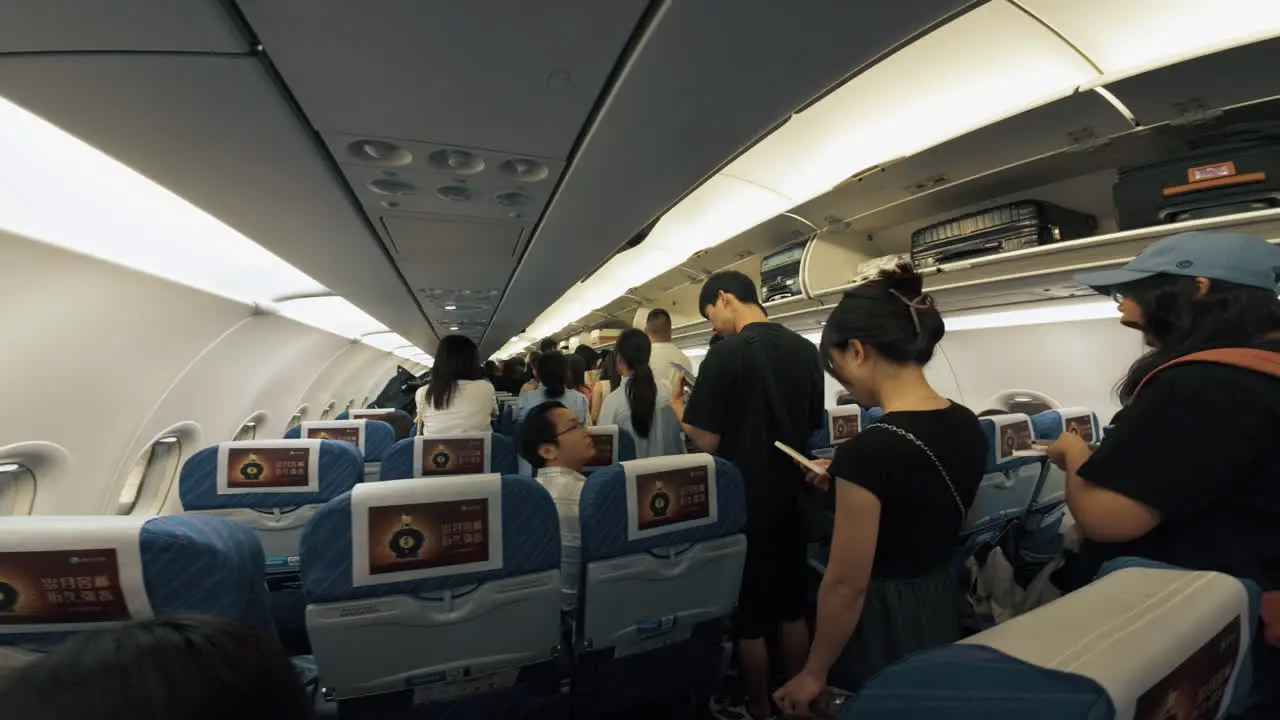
[{"x1": 828, "y1": 562, "x2": 967, "y2": 691}]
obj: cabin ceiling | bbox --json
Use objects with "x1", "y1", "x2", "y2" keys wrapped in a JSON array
[{"x1": 0, "y1": 0, "x2": 979, "y2": 358}]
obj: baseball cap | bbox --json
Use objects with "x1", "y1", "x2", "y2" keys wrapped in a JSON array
[{"x1": 1075, "y1": 230, "x2": 1280, "y2": 294}]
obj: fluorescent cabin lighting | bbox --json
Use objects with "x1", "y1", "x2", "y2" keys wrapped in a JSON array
[
  {"x1": 360, "y1": 332, "x2": 412, "y2": 351},
  {"x1": 393, "y1": 345, "x2": 431, "y2": 364},
  {"x1": 0, "y1": 95, "x2": 324, "y2": 304},
  {"x1": 276, "y1": 296, "x2": 388, "y2": 339},
  {"x1": 0, "y1": 463, "x2": 21, "y2": 473},
  {"x1": 517, "y1": 0, "x2": 1280, "y2": 345},
  {"x1": 943, "y1": 300, "x2": 1120, "y2": 331}
]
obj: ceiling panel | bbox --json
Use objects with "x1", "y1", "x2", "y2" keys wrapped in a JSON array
[
  {"x1": 0, "y1": 54, "x2": 431, "y2": 347},
  {"x1": 0, "y1": 0, "x2": 249, "y2": 53},
  {"x1": 236, "y1": 0, "x2": 649, "y2": 159},
  {"x1": 1102, "y1": 36, "x2": 1280, "y2": 127},
  {"x1": 485, "y1": 0, "x2": 982, "y2": 354}
]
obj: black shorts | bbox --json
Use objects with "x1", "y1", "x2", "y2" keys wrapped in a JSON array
[{"x1": 733, "y1": 514, "x2": 809, "y2": 639}]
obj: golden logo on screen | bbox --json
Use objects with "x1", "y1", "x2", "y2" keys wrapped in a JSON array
[
  {"x1": 1133, "y1": 617, "x2": 1240, "y2": 720},
  {"x1": 226, "y1": 447, "x2": 311, "y2": 489},
  {"x1": 420, "y1": 439, "x2": 486, "y2": 476},
  {"x1": 588, "y1": 434, "x2": 615, "y2": 466},
  {"x1": 367, "y1": 499, "x2": 490, "y2": 575},
  {"x1": 1063, "y1": 414, "x2": 1094, "y2": 444},
  {"x1": 636, "y1": 466, "x2": 711, "y2": 532},
  {"x1": 304, "y1": 425, "x2": 361, "y2": 447},
  {"x1": 0, "y1": 549, "x2": 130, "y2": 625},
  {"x1": 831, "y1": 415, "x2": 859, "y2": 442},
  {"x1": 997, "y1": 422, "x2": 1033, "y2": 460}
]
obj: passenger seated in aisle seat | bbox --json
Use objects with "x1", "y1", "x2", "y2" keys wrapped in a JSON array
[
  {"x1": 774, "y1": 258, "x2": 987, "y2": 715},
  {"x1": 416, "y1": 334, "x2": 498, "y2": 435},
  {"x1": 589, "y1": 350, "x2": 619, "y2": 423},
  {"x1": 520, "y1": 350, "x2": 543, "y2": 394},
  {"x1": 568, "y1": 353, "x2": 592, "y2": 399},
  {"x1": 517, "y1": 351, "x2": 590, "y2": 425},
  {"x1": 519, "y1": 401, "x2": 597, "y2": 613},
  {"x1": 598, "y1": 329, "x2": 685, "y2": 458},
  {"x1": 1044, "y1": 231, "x2": 1280, "y2": 710},
  {"x1": 669, "y1": 270, "x2": 823, "y2": 720},
  {"x1": 0, "y1": 616, "x2": 312, "y2": 720}
]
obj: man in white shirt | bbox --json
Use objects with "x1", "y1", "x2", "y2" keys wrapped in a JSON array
[
  {"x1": 645, "y1": 308, "x2": 693, "y2": 394},
  {"x1": 518, "y1": 400, "x2": 597, "y2": 613}
]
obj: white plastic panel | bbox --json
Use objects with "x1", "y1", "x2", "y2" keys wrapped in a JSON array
[{"x1": 0, "y1": 0, "x2": 248, "y2": 53}]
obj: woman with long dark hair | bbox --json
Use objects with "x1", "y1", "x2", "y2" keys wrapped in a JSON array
[
  {"x1": 590, "y1": 349, "x2": 618, "y2": 423},
  {"x1": 568, "y1": 354, "x2": 592, "y2": 398},
  {"x1": 598, "y1": 329, "x2": 684, "y2": 458},
  {"x1": 521, "y1": 350, "x2": 543, "y2": 394},
  {"x1": 415, "y1": 335, "x2": 497, "y2": 434},
  {"x1": 515, "y1": 351, "x2": 589, "y2": 424},
  {"x1": 774, "y1": 258, "x2": 987, "y2": 712},
  {"x1": 1043, "y1": 231, "x2": 1280, "y2": 713}
]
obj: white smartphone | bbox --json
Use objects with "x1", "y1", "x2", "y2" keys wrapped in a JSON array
[
  {"x1": 670, "y1": 361, "x2": 696, "y2": 387},
  {"x1": 774, "y1": 441, "x2": 829, "y2": 476}
]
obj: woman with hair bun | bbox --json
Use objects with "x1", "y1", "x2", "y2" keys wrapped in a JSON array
[{"x1": 775, "y1": 259, "x2": 987, "y2": 713}]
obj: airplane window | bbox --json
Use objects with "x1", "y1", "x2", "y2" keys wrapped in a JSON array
[
  {"x1": 118, "y1": 436, "x2": 181, "y2": 515},
  {"x1": 233, "y1": 417, "x2": 261, "y2": 441},
  {"x1": 287, "y1": 405, "x2": 307, "y2": 430},
  {"x1": 0, "y1": 462, "x2": 37, "y2": 516}
]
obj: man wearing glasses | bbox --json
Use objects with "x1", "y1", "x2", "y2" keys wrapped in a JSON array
[{"x1": 519, "y1": 401, "x2": 597, "y2": 612}]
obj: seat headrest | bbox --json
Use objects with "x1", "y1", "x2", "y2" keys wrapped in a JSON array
[
  {"x1": 579, "y1": 454, "x2": 747, "y2": 563},
  {"x1": 284, "y1": 419, "x2": 395, "y2": 461},
  {"x1": 300, "y1": 474, "x2": 560, "y2": 604},
  {"x1": 979, "y1": 414, "x2": 1043, "y2": 472},
  {"x1": 586, "y1": 425, "x2": 620, "y2": 467},
  {"x1": 345, "y1": 408, "x2": 414, "y2": 440},
  {"x1": 179, "y1": 439, "x2": 362, "y2": 511},
  {"x1": 0, "y1": 515, "x2": 272, "y2": 644},
  {"x1": 827, "y1": 405, "x2": 863, "y2": 445},
  {"x1": 1030, "y1": 407, "x2": 1100, "y2": 444},
  {"x1": 379, "y1": 433, "x2": 519, "y2": 480}
]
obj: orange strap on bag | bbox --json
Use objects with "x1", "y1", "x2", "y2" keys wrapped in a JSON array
[{"x1": 1134, "y1": 347, "x2": 1280, "y2": 648}]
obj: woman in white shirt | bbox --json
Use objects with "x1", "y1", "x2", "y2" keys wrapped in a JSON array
[
  {"x1": 516, "y1": 351, "x2": 590, "y2": 425},
  {"x1": 416, "y1": 335, "x2": 498, "y2": 434},
  {"x1": 598, "y1": 329, "x2": 685, "y2": 458}
]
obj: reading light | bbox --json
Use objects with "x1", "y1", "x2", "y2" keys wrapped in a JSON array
[{"x1": 0, "y1": 463, "x2": 21, "y2": 473}]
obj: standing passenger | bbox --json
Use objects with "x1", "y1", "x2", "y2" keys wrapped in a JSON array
[
  {"x1": 645, "y1": 308, "x2": 694, "y2": 393},
  {"x1": 416, "y1": 335, "x2": 497, "y2": 434},
  {"x1": 599, "y1": 329, "x2": 685, "y2": 458},
  {"x1": 516, "y1": 351, "x2": 590, "y2": 425},
  {"x1": 773, "y1": 259, "x2": 986, "y2": 714},
  {"x1": 669, "y1": 270, "x2": 823, "y2": 720}
]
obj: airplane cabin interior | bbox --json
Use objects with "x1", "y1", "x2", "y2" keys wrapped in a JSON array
[{"x1": 1, "y1": 1, "x2": 1278, "y2": 718}]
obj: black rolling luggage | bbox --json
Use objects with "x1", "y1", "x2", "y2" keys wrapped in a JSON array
[
  {"x1": 910, "y1": 200, "x2": 1097, "y2": 269},
  {"x1": 1113, "y1": 124, "x2": 1280, "y2": 231}
]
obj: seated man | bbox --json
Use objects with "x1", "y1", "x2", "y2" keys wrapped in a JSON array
[{"x1": 519, "y1": 401, "x2": 597, "y2": 613}]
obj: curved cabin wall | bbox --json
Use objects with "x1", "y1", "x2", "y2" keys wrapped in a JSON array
[{"x1": 0, "y1": 230, "x2": 408, "y2": 515}]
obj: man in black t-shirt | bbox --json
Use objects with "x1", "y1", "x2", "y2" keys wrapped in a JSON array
[{"x1": 669, "y1": 271, "x2": 823, "y2": 720}]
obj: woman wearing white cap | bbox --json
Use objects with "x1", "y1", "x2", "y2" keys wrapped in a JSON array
[{"x1": 1046, "y1": 230, "x2": 1280, "y2": 713}]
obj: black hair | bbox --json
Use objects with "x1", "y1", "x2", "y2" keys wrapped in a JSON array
[
  {"x1": 573, "y1": 344, "x2": 600, "y2": 369},
  {"x1": 519, "y1": 401, "x2": 566, "y2": 470},
  {"x1": 536, "y1": 351, "x2": 569, "y2": 399},
  {"x1": 1115, "y1": 274, "x2": 1280, "y2": 402},
  {"x1": 0, "y1": 616, "x2": 312, "y2": 720},
  {"x1": 645, "y1": 308, "x2": 674, "y2": 339},
  {"x1": 977, "y1": 409, "x2": 1008, "y2": 418},
  {"x1": 539, "y1": 338, "x2": 559, "y2": 353},
  {"x1": 597, "y1": 349, "x2": 622, "y2": 391},
  {"x1": 614, "y1": 329, "x2": 658, "y2": 438},
  {"x1": 526, "y1": 351, "x2": 543, "y2": 382},
  {"x1": 426, "y1": 335, "x2": 483, "y2": 411},
  {"x1": 568, "y1": 353, "x2": 588, "y2": 389},
  {"x1": 698, "y1": 270, "x2": 762, "y2": 318},
  {"x1": 482, "y1": 360, "x2": 497, "y2": 377},
  {"x1": 819, "y1": 258, "x2": 944, "y2": 375},
  {"x1": 502, "y1": 357, "x2": 525, "y2": 382}
]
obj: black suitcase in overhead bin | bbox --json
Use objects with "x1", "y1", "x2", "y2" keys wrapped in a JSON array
[
  {"x1": 910, "y1": 200, "x2": 1097, "y2": 270},
  {"x1": 1113, "y1": 124, "x2": 1280, "y2": 231}
]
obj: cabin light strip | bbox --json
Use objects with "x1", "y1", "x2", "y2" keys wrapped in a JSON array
[
  {"x1": 504, "y1": 0, "x2": 1280, "y2": 359},
  {"x1": 0, "y1": 92, "x2": 434, "y2": 361}
]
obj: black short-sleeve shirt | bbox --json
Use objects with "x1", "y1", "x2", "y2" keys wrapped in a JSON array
[
  {"x1": 826, "y1": 402, "x2": 988, "y2": 579},
  {"x1": 683, "y1": 322, "x2": 824, "y2": 529},
  {"x1": 1071, "y1": 339, "x2": 1280, "y2": 591}
]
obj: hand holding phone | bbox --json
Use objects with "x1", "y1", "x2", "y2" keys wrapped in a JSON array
[{"x1": 775, "y1": 441, "x2": 832, "y2": 489}]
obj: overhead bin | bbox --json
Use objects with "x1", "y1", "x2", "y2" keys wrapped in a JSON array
[
  {"x1": 0, "y1": 0, "x2": 248, "y2": 54},
  {"x1": 1101, "y1": 36, "x2": 1280, "y2": 127}
]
